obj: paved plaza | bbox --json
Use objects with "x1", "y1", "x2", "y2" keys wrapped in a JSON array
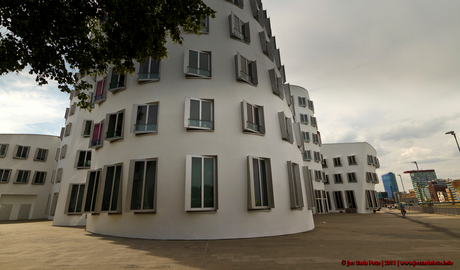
[{"x1": 1, "y1": 209, "x2": 459, "y2": 269}]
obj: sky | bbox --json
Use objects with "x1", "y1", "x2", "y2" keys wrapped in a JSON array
[{"x1": 1, "y1": 0, "x2": 459, "y2": 192}]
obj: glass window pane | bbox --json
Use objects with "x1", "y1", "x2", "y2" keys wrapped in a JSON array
[
  {"x1": 143, "y1": 161, "x2": 156, "y2": 210},
  {"x1": 136, "y1": 105, "x2": 147, "y2": 130},
  {"x1": 203, "y1": 158, "x2": 214, "y2": 208},
  {"x1": 252, "y1": 158, "x2": 261, "y2": 206},
  {"x1": 107, "y1": 114, "x2": 117, "y2": 136},
  {"x1": 110, "y1": 166, "x2": 122, "y2": 211},
  {"x1": 147, "y1": 105, "x2": 158, "y2": 126},
  {"x1": 84, "y1": 172, "x2": 95, "y2": 212},
  {"x1": 76, "y1": 185, "x2": 85, "y2": 212},
  {"x1": 190, "y1": 100, "x2": 200, "y2": 120},
  {"x1": 189, "y1": 51, "x2": 198, "y2": 68},
  {"x1": 260, "y1": 160, "x2": 268, "y2": 206},
  {"x1": 247, "y1": 104, "x2": 253, "y2": 123},
  {"x1": 131, "y1": 162, "x2": 144, "y2": 210},
  {"x1": 115, "y1": 113, "x2": 123, "y2": 135},
  {"x1": 199, "y1": 52, "x2": 209, "y2": 71},
  {"x1": 201, "y1": 101, "x2": 211, "y2": 122},
  {"x1": 150, "y1": 60, "x2": 160, "y2": 74},
  {"x1": 139, "y1": 61, "x2": 149, "y2": 75},
  {"x1": 68, "y1": 185, "x2": 79, "y2": 213},
  {"x1": 101, "y1": 167, "x2": 114, "y2": 211},
  {"x1": 191, "y1": 157, "x2": 202, "y2": 208}
]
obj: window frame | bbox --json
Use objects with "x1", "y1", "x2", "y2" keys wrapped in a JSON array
[
  {"x1": 313, "y1": 151, "x2": 321, "y2": 163},
  {"x1": 241, "y1": 100, "x2": 265, "y2": 135},
  {"x1": 138, "y1": 58, "x2": 161, "y2": 82},
  {"x1": 126, "y1": 158, "x2": 158, "y2": 213},
  {"x1": 89, "y1": 121, "x2": 104, "y2": 149},
  {"x1": 278, "y1": 111, "x2": 294, "y2": 143},
  {"x1": 347, "y1": 155, "x2": 358, "y2": 166},
  {"x1": 334, "y1": 173, "x2": 343, "y2": 184},
  {"x1": 32, "y1": 171, "x2": 47, "y2": 185},
  {"x1": 268, "y1": 68, "x2": 284, "y2": 99},
  {"x1": 55, "y1": 168, "x2": 63, "y2": 183},
  {"x1": 75, "y1": 150, "x2": 92, "y2": 169},
  {"x1": 14, "y1": 170, "x2": 31, "y2": 184},
  {"x1": 229, "y1": 12, "x2": 250, "y2": 43},
  {"x1": 247, "y1": 156, "x2": 275, "y2": 210},
  {"x1": 13, "y1": 145, "x2": 30, "y2": 159},
  {"x1": 303, "y1": 131, "x2": 310, "y2": 142},
  {"x1": 300, "y1": 113, "x2": 309, "y2": 124},
  {"x1": 33, "y1": 148, "x2": 48, "y2": 162},
  {"x1": 105, "y1": 110, "x2": 125, "y2": 141},
  {"x1": 226, "y1": 0, "x2": 244, "y2": 8},
  {"x1": 303, "y1": 150, "x2": 312, "y2": 161},
  {"x1": 0, "y1": 169, "x2": 12, "y2": 183},
  {"x1": 108, "y1": 67, "x2": 127, "y2": 92},
  {"x1": 287, "y1": 161, "x2": 304, "y2": 209},
  {"x1": 312, "y1": 133, "x2": 319, "y2": 145},
  {"x1": 199, "y1": 15, "x2": 209, "y2": 33},
  {"x1": 333, "y1": 191, "x2": 345, "y2": 210},
  {"x1": 310, "y1": 116, "x2": 317, "y2": 128},
  {"x1": 93, "y1": 78, "x2": 107, "y2": 104},
  {"x1": 314, "y1": 170, "x2": 323, "y2": 182},
  {"x1": 185, "y1": 155, "x2": 217, "y2": 212},
  {"x1": 99, "y1": 163, "x2": 123, "y2": 213},
  {"x1": 235, "y1": 52, "x2": 258, "y2": 86},
  {"x1": 0, "y1": 143, "x2": 8, "y2": 157},
  {"x1": 347, "y1": 172, "x2": 358, "y2": 183},
  {"x1": 131, "y1": 103, "x2": 159, "y2": 135},
  {"x1": 333, "y1": 157, "x2": 342, "y2": 167},
  {"x1": 82, "y1": 169, "x2": 102, "y2": 214},
  {"x1": 184, "y1": 97, "x2": 214, "y2": 131},
  {"x1": 65, "y1": 183, "x2": 86, "y2": 215},
  {"x1": 82, "y1": 120, "x2": 93, "y2": 137},
  {"x1": 324, "y1": 174, "x2": 330, "y2": 185},
  {"x1": 70, "y1": 103, "x2": 77, "y2": 116},
  {"x1": 60, "y1": 144, "x2": 67, "y2": 159},
  {"x1": 184, "y1": 49, "x2": 211, "y2": 78},
  {"x1": 298, "y1": 97, "x2": 307, "y2": 107},
  {"x1": 65, "y1": 123, "x2": 72, "y2": 137}
]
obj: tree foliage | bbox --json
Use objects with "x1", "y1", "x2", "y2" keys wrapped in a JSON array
[{"x1": 0, "y1": 0, "x2": 215, "y2": 109}]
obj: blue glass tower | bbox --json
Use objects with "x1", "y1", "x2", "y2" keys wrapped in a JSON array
[{"x1": 382, "y1": 172, "x2": 399, "y2": 200}]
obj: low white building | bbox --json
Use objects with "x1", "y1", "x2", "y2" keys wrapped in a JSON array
[
  {"x1": 321, "y1": 142, "x2": 380, "y2": 214},
  {"x1": 0, "y1": 134, "x2": 60, "y2": 220}
]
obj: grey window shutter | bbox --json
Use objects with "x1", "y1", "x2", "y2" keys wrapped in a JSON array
[
  {"x1": 244, "y1": 22, "x2": 250, "y2": 43},
  {"x1": 249, "y1": 0, "x2": 257, "y2": 18},
  {"x1": 228, "y1": 13, "x2": 234, "y2": 38},
  {"x1": 241, "y1": 100, "x2": 248, "y2": 131},
  {"x1": 258, "y1": 106, "x2": 265, "y2": 134},
  {"x1": 287, "y1": 161, "x2": 296, "y2": 208},
  {"x1": 268, "y1": 69, "x2": 278, "y2": 95},
  {"x1": 259, "y1": 32, "x2": 267, "y2": 54},
  {"x1": 280, "y1": 65, "x2": 286, "y2": 83},
  {"x1": 251, "y1": 61, "x2": 258, "y2": 85},
  {"x1": 294, "y1": 164, "x2": 304, "y2": 208},
  {"x1": 237, "y1": 0, "x2": 244, "y2": 8},
  {"x1": 234, "y1": 53, "x2": 241, "y2": 81},
  {"x1": 284, "y1": 83, "x2": 291, "y2": 105},
  {"x1": 264, "y1": 17, "x2": 272, "y2": 37},
  {"x1": 278, "y1": 112, "x2": 288, "y2": 140},
  {"x1": 275, "y1": 49, "x2": 281, "y2": 69},
  {"x1": 265, "y1": 159, "x2": 275, "y2": 208},
  {"x1": 287, "y1": 118, "x2": 294, "y2": 143},
  {"x1": 302, "y1": 166, "x2": 315, "y2": 209},
  {"x1": 293, "y1": 123, "x2": 302, "y2": 148},
  {"x1": 257, "y1": 10, "x2": 265, "y2": 27}
]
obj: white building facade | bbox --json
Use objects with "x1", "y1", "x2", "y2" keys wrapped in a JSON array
[
  {"x1": 321, "y1": 143, "x2": 380, "y2": 214},
  {"x1": 0, "y1": 134, "x2": 60, "y2": 220},
  {"x1": 51, "y1": 0, "x2": 316, "y2": 240}
]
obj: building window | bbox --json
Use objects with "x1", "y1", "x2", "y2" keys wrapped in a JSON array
[
  {"x1": 185, "y1": 155, "x2": 217, "y2": 211},
  {"x1": 199, "y1": 16, "x2": 209, "y2": 33},
  {"x1": 108, "y1": 67, "x2": 126, "y2": 92},
  {"x1": 132, "y1": 103, "x2": 159, "y2": 134},
  {"x1": 83, "y1": 169, "x2": 101, "y2": 213},
  {"x1": 90, "y1": 122, "x2": 104, "y2": 149},
  {"x1": 82, "y1": 120, "x2": 93, "y2": 137},
  {"x1": 303, "y1": 150, "x2": 312, "y2": 161},
  {"x1": 65, "y1": 123, "x2": 72, "y2": 137},
  {"x1": 226, "y1": 0, "x2": 244, "y2": 8},
  {"x1": 229, "y1": 12, "x2": 250, "y2": 43},
  {"x1": 347, "y1": 155, "x2": 357, "y2": 165},
  {"x1": 324, "y1": 174, "x2": 330, "y2": 185},
  {"x1": 367, "y1": 155, "x2": 374, "y2": 165},
  {"x1": 366, "y1": 172, "x2": 373, "y2": 183},
  {"x1": 55, "y1": 148, "x2": 60, "y2": 161},
  {"x1": 298, "y1": 97, "x2": 307, "y2": 107},
  {"x1": 333, "y1": 191, "x2": 345, "y2": 210},
  {"x1": 184, "y1": 49, "x2": 211, "y2": 78},
  {"x1": 334, "y1": 174, "x2": 343, "y2": 184},
  {"x1": 307, "y1": 100, "x2": 314, "y2": 112},
  {"x1": 15, "y1": 170, "x2": 31, "y2": 184},
  {"x1": 347, "y1": 172, "x2": 357, "y2": 183},
  {"x1": 64, "y1": 108, "x2": 69, "y2": 120},
  {"x1": 322, "y1": 158, "x2": 328, "y2": 168},
  {"x1": 312, "y1": 133, "x2": 319, "y2": 145},
  {"x1": 100, "y1": 164, "x2": 123, "y2": 213},
  {"x1": 60, "y1": 127, "x2": 65, "y2": 140},
  {"x1": 333, "y1": 157, "x2": 342, "y2": 167},
  {"x1": 76, "y1": 150, "x2": 92, "y2": 169},
  {"x1": 55, "y1": 168, "x2": 63, "y2": 183},
  {"x1": 314, "y1": 151, "x2": 321, "y2": 163},
  {"x1": 374, "y1": 157, "x2": 380, "y2": 168},
  {"x1": 365, "y1": 190, "x2": 374, "y2": 208},
  {"x1": 314, "y1": 170, "x2": 322, "y2": 182},
  {"x1": 259, "y1": 33, "x2": 275, "y2": 61},
  {"x1": 302, "y1": 131, "x2": 310, "y2": 142},
  {"x1": 34, "y1": 148, "x2": 48, "y2": 162},
  {"x1": 372, "y1": 173, "x2": 379, "y2": 183},
  {"x1": 310, "y1": 116, "x2": 317, "y2": 128},
  {"x1": 0, "y1": 143, "x2": 8, "y2": 157},
  {"x1": 60, "y1": 144, "x2": 67, "y2": 159},
  {"x1": 287, "y1": 161, "x2": 304, "y2": 209},
  {"x1": 268, "y1": 69, "x2": 284, "y2": 99},
  {"x1": 235, "y1": 52, "x2": 258, "y2": 86},
  {"x1": 32, "y1": 171, "x2": 47, "y2": 185},
  {"x1": 300, "y1": 114, "x2": 309, "y2": 124},
  {"x1": 94, "y1": 79, "x2": 107, "y2": 104},
  {"x1": 126, "y1": 159, "x2": 158, "y2": 212},
  {"x1": 0, "y1": 169, "x2": 11, "y2": 183},
  {"x1": 13, "y1": 145, "x2": 30, "y2": 159},
  {"x1": 105, "y1": 111, "x2": 124, "y2": 141},
  {"x1": 345, "y1": 190, "x2": 357, "y2": 209},
  {"x1": 65, "y1": 184, "x2": 85, "y2": 214},
  {"x1": 184, "y1": 98, "x2": 213, "y2": 130},
  {"x1": 241, "y1": 100, "x2": 265, "y2": 134},
  {"x1": 248, "y1": 156, "x2": 274, "y2": 210},
  {"x1": 278, "y1": 111, "x2": 294, "y2": 143},
  {"x1": 138, "y1": 58, "x2": 160, "y2": 82},
  {"x1": 70, "y1": 103, "x2": 77, "y2": 116}
]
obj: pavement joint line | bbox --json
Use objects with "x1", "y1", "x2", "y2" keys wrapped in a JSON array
[{"x1": 201, "y1": 241, "x2": 209, "y2": 269}]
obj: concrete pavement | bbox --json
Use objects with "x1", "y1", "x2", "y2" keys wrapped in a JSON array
[{"x1": 1, "y1": 209, "x2": 459, "y2": 269}]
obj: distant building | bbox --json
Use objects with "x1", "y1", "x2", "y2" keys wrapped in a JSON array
[
  {"x1": 448, "y1": 180, "x2": 460, "y2": 202},
  {"x1": 382, "y1": 172, "x2": 399, "y2": 199},
  {"x1": 428, "y1": 180, "x2": 447, "y2": 203},
  {"x1": 404, "y1": 170, "x2": 437, "y2": 202}
]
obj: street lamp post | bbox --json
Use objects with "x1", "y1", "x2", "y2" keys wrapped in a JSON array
[
  {"x1": 412, "y1": 161, "x2": 419, "y2": 171},
  {"x1": 445, "y1": 131, "x2": 460, "y2": 153},
  {"x1": 398, "y1": 174, "x2": 409, "y2": 210}
]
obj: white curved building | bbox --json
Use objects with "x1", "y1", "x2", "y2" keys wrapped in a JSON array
[
  {"x1": 0, "y1": 134, "x2": 60, "y2": 220},
  {"x1": 52, "y1": 0, "x2": 315, "y2": 239}
]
